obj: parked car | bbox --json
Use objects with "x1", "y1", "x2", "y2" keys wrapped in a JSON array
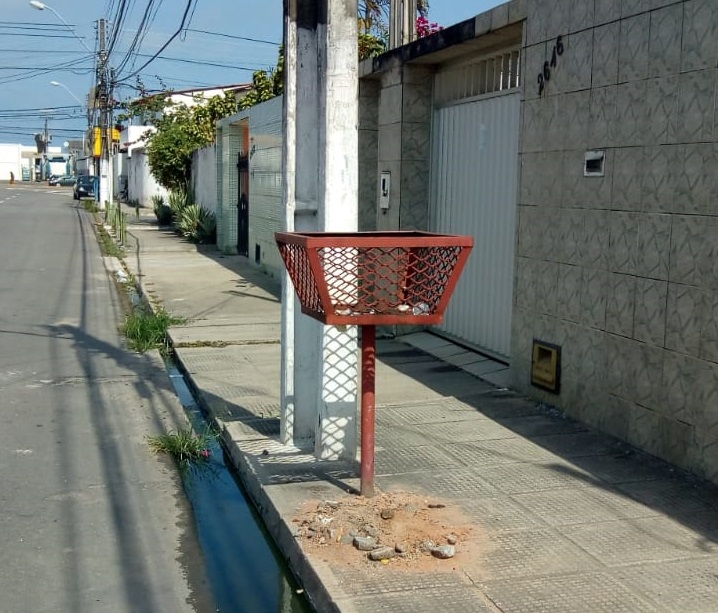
[
  {"x1": 73, "y1": 175, "x2": 97, "y2": 200},
  {"x1": 49, "y1": 175, "x2": 75, "y2": 186}
]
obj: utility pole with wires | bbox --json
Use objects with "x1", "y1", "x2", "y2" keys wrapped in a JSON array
[{"x1": 97, "y1": 18, "x2": 110, "y2": 209}]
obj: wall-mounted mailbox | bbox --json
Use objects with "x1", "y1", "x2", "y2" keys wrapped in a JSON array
[
  {"x1": 379, "y1": 171, "x2": 391, "y2": 210},
  {"x1": 531, "y1": 339, "x2": 561, "y2": 393}
]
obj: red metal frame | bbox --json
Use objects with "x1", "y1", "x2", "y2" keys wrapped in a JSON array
[
  {"x1": 276, "y1": 231, "x2": 473, "y2": 497},
  {"x1": 275, "y1": 231, "x2": 473, "y2": 326}
]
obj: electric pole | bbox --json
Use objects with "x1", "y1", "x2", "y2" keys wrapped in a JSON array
[{"x1": 97, "y1": 18, "x2": 109, "y2": 209}]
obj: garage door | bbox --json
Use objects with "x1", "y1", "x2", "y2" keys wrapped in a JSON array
[{"x1": 429, "y1": 91, "x2": 520, "y2": 360}]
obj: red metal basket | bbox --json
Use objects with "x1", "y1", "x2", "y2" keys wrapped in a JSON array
[{"x1": 275, "y1": 231, "x2": 473, "y2": 326}]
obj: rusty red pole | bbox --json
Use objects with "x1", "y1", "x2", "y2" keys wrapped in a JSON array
[{"x1": 360, "y1": 324, "x2": 376, "y2": 497}]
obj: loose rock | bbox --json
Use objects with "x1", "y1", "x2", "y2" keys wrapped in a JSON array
[
  {"x1": 446, "y1": 534, "x2": 458, "y2": 545},
  {"x1": 353, "y1": 536, "x2": 378, "y2": 551},
  {"x1": 428, "y1": 503, "x2": 446, "y2": 509},
  {"x1": 395, "y1": 543, "x2": 407, "y2": 554},
  {"x1": 362, "y1": 524, "x2": 380, "y2": 538},
  {"x1": 420, "y1": 540, "x2": 435, "y2": 553},
  {"x1": 369, "y1": 546, "x2": 396, "y2": 561},
  {"x1": 431, "y1": 545, "x2": 456, "y2": 559},
  {"x1": 380, "y1": 508, "x2": 395, "y2": 520}
]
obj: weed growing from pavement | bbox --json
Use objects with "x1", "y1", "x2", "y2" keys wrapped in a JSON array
[
  {"x1": 147, "y1": 424, "x2": 217, "y2": 469},
  {"x1": 94, "y1": 220, "x2": 124, "y2": 258},
  {"x1": 121, "y1": 308, "x2": 185, "y2": 353},
  {"x1": 81, "y1": 199, "x2": 98, "y2": 213}
]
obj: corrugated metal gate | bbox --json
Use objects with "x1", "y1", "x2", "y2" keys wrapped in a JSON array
[{"x1": 429, "y1": 56, "x2": 520, "y2": 360}]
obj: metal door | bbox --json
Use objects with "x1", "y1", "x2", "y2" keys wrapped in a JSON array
[
  {"x1": 429, "y1": 92, "x2": 520, "y2": 360},
  {"x1": 237, "y1": 152, "x2": 249, "y2": 257}
]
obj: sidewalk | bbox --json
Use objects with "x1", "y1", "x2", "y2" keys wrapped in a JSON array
[{"x1": 122, "y1": 206, "x2": 718, "y2": 613}]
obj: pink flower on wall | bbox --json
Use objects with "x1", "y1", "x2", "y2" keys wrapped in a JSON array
[{"x1": 416, "y1": 15, "x2": 443, "y2": 38}]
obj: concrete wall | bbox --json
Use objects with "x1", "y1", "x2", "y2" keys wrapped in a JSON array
[
  {"x1": 191, "y1": 144, "x2": 217, "y2": 215},
  {"x1": 514, "y1": 0, "x2": 718, "y2": 481},
  {"x1": 127, "y1": 149, "x2": 168, "y2": 206},
  {"x1": 246, "y1": 95, "x2": 284, "y2": 280},
  {"x1": 358, "y1": 79, "x2": 379, "y2": 230},
  {"x1": 216, "y1": 96, "x2": 284, "y2": 272},
  {"x1": 216, "y1": 118, "x2": 242, "y2": 253},
  {"x1": 371, "y1": 65, "x2": 433, "y2": 232},
  {"x1": 0, "y1": 144, "x2": 22, "y2": 182}
]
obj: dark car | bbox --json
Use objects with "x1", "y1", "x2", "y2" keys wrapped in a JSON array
[
  {"x1": 49, "y1": 175, "x2": 75, "y2": 186},
  {"x1": 73, "y1": 175, "x2": 97, "y2": 200}
]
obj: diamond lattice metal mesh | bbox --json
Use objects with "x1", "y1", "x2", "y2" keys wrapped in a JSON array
[{"x1": 278, "y1": 243, "x2": 464, "y2": 318}]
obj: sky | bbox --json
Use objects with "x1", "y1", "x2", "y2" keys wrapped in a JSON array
[{"x1": 0, "y1": 0, "x2": 503, "y2": 148}]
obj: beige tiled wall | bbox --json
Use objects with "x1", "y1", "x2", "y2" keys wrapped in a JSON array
[
  {"x1": 363, "y1": 65, "x2": 433, "y2": 233},
  {"x1": 513, "y1": 0, "x2": 718, "y2": 482}
]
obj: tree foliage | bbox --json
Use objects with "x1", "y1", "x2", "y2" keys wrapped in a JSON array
[
  {"x1": 143, "y1": 91, "x2": 237, "y2": 191},
  {"x1": 238, "y1": 45, "x2": 284, "y2": 111}
]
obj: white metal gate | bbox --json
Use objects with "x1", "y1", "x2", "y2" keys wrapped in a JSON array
[{"x1": 429, "y1": 91, "x2": 520, "y2": 360}]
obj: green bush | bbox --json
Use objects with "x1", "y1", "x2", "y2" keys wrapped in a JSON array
[
  {"x1": 151, "y1": 194, "x2": 173, "y2": 226},
  {"x1": 177, "y1": 204, "x2": 216, "y2": 244},
  {"x1": 168, "y1": 189, "x2": 191, "y2": 233}
]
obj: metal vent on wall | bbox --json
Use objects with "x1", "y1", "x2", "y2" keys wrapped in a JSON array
[{"x1": 434, "y1": 49, "x2": 521, "y2": 107}]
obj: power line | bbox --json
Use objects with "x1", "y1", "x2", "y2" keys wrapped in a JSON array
[
  {"x1": 0, "y1": 49, "x2": 87, "y2": 54},
  {"x1": 0, "y1": 105, "x2": 78, "y2": 112},
  {"x1": 116, "y1": 0, "x2": 197, "y2": 83},
  {"x1": 0, "y1": 32, "x2": 90, "y2": 39},
  {"x1": 0, "y1": 55, "x2": 94, "y2": 85},
  {"x1": 0, "y1": 21, "x2": 78, "y2": 26},
  {"x1": 184, "y1": 27, "x2": 279, "y2": 46},
  {"x1": 0, "y1": 25, "x2": 72, "y2": 32},
  {"x1": 131, "y1": 52, "x2": 266, "y2": 71}
]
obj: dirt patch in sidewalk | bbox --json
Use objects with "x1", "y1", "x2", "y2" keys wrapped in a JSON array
[{"x1": 292, "y1": 489, "x2": 483, "y2": 572}]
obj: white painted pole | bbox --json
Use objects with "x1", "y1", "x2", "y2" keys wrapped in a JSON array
[
  {"x1": 280, "y1": 2, "x2": 298, "y2": 446},
  {"x1": 281, "y1": 0, "x2": 360, "y2": 460}
]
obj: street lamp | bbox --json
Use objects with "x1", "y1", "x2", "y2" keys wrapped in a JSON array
[
  {"x1": 29, "y1": 1, "x2": 93, "y2": 54},
  {"x1": 50, "y1": 80, "x2": 87, "y2": 155}
]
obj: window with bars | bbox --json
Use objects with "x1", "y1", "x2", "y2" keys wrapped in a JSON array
[{"x1": 434, "y1": 49, "x2": 521, "y2": 107}]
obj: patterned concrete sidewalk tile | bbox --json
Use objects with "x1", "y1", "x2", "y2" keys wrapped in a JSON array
[
  {"x1": 375, "y1": 445, "x2": 466, "y2": 475},
  {"x1": 480, "y1": 572, "x2": 662, "y2": 613},
  {"x1": 559, "y1": 515, "x2": 718, "y2": 567},
  {"x1": 443, "y1": 438, "x2": 559, "y2": 466},
  {"x1": 481, "y1": 461, "x2": 595, "y2": 495},
  {"x1": 568, "y1": 452, "x2": 678, "y2": 484},
  {"x1": 454, "y1": 496, "x2": 548, "y2": 532},
  {"x1": 332, "y1": 568, "x2": 471, "y2": 596},
  {"x1": 496, "y1": 414, "x2": 590, "y2": 438},
  {"x1": 339, "y1": 585, "x2": 496, "y2": 612},
  {"x1": 529, "y1": 431, "x2": 625, "y2": 458},
  {"x1": 377, "y1": 468, "x2": 500, "y2": 499},
  {"x1": 412, "y1": 419, "x2": 519, "y2": 443},
  {"x1": 615, "y1": 478, "x2": 718, "y2": 516},
  {"x1": 464, "y1": 527, "x2": 600, "y2": 581},
  {"x1": 617, "y1": 557, "x2": 718, "y2": 613},
  {"x1": 511, "y1": 486, "x2": 660, "y2": 527},
  {"x1": 375, "y1": 403, "x2": 487, "y2": 426}
]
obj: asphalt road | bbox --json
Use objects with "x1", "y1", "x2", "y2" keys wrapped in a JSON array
[{"x1": 0, "y1": 185, "x2": 213, "y2": 612}]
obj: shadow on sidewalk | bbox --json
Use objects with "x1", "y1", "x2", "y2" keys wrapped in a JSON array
[{"x1": 374, "y1": 339, "x2": 718, "y2": 548}]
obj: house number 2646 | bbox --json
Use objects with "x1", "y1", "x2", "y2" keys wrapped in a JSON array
[{"x1": 537, "y1": 35, "x2": 564, "y2": 95}]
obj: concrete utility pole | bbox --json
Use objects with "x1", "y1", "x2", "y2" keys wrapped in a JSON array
[
  {"x1": 281, "y1": 0, "x2": 360, "y2": 460},
  {"x1": 97, "y1": 18, "x2": 110, "y2": 209}
]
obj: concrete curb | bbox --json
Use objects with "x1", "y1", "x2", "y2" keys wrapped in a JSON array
[
  {"x1": 171, "y1": 350, "x2": 343, "y2": 613},
  {"x1": 121, "y1": 241, "x2": 339, "y2": 611}
]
